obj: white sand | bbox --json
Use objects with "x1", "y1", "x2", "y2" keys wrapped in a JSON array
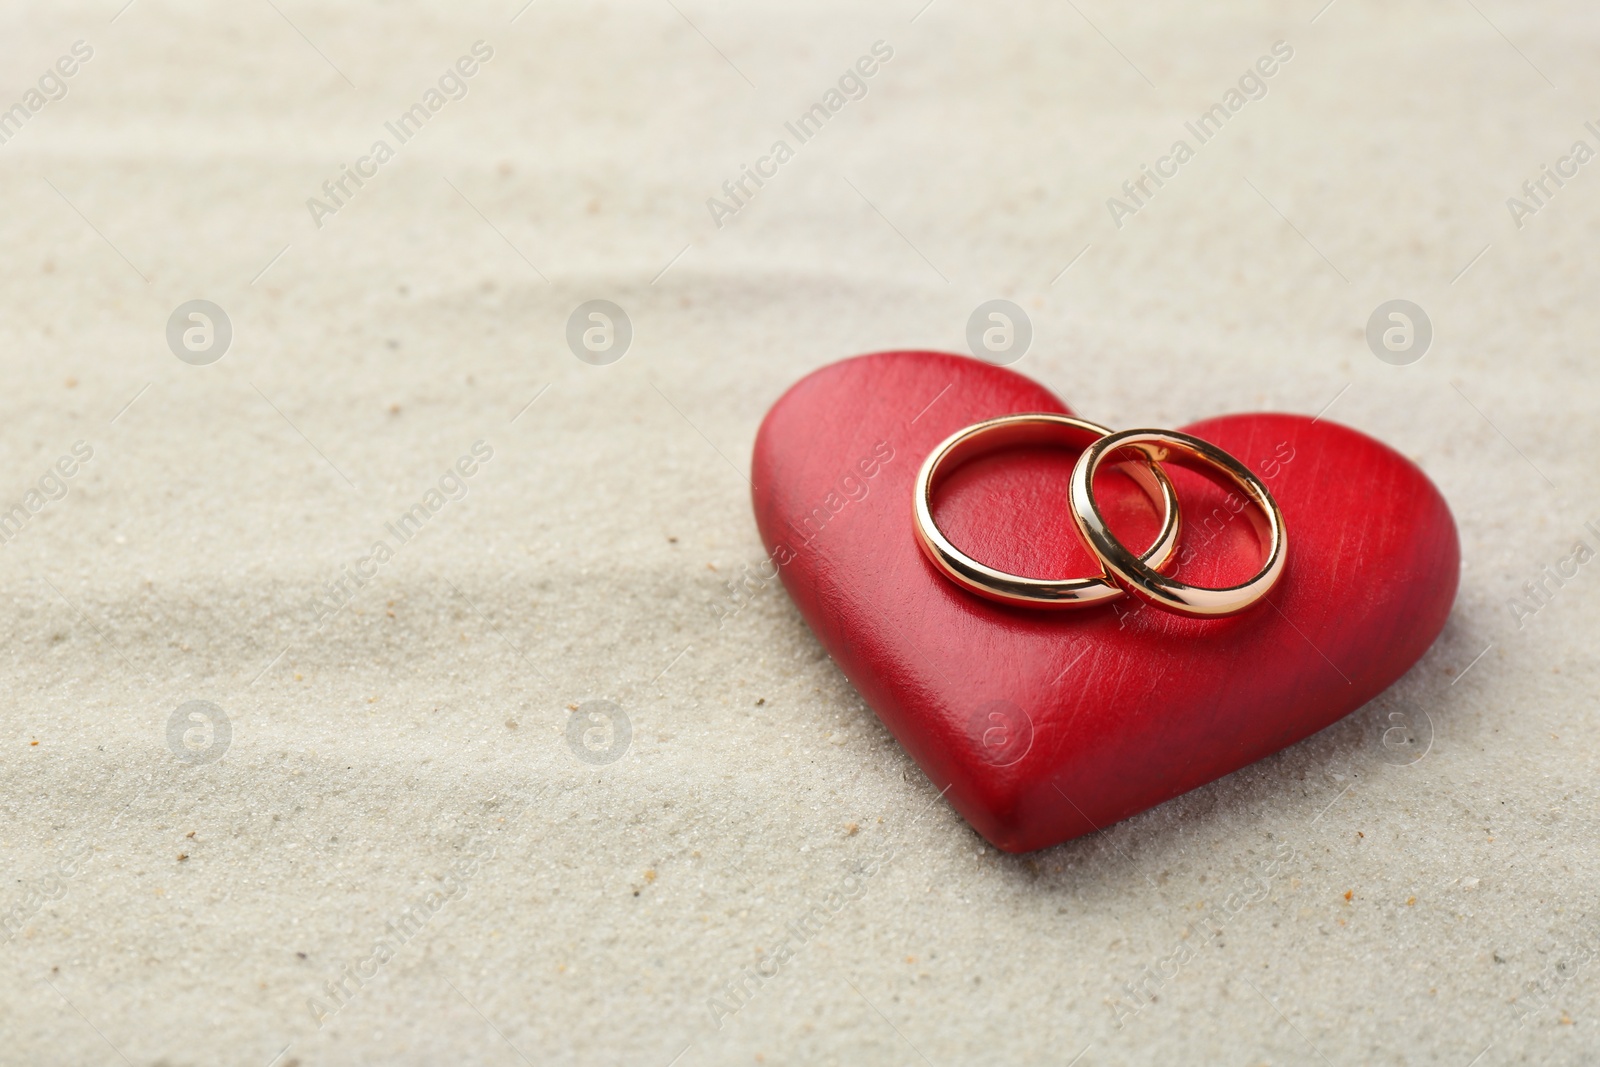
[{"x1": 1, "y1": 1, "x2": 1597, "y2": 1063}]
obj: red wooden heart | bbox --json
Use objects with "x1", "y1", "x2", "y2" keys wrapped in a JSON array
[{"x1": 751, "y1": 351, "x2": 1458, "y2": 853}]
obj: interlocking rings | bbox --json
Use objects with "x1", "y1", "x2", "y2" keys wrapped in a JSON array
[{"x1": 913, "y1": 414, "x2": 1287, "y2": 618}]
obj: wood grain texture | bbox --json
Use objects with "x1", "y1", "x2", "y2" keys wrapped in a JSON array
[{"x1": 751, "y1": 351, "x2": 1459, "y2": 853}]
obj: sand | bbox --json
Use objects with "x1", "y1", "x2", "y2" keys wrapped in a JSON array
[{"x1": 1, "y1": 0, "x2": 1597, "y2": 1063}]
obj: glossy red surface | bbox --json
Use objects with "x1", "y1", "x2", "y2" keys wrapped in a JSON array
[{"x1": 751, "y1": 351, "x2": 1459, "y2": 852}]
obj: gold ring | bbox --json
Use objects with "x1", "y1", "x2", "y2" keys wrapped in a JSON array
[
  {"x1": 913, "y1": 413, "x2": 1182, "y2": 609},
  {"x1": 1069, "y1": 428, "x2": 1286, "y2": 618}
]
